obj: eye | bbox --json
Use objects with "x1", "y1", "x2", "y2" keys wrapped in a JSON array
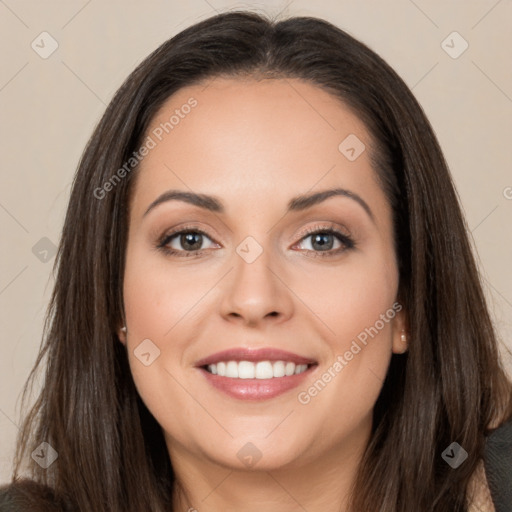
[
  {"x1": 157, "y1": 226, "x2": 219, "y2": 257},
  {"x1": 293, "y1": 224, "x2": 355, "y2": 258},
  {"x1": 156, "y1": 223, "x2": 355, "y2": 258}
]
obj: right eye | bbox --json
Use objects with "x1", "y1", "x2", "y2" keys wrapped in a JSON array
[{"x1": 157, "y1": 227, "x2": 220, "y2": 257}]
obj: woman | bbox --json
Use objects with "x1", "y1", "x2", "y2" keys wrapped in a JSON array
[{"x1": 1, "y1": 10, "x2": 511, "y2": 512}]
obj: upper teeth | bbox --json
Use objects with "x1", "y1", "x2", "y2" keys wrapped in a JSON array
[{"x1": 207, "y1": 360, "x2": 309, "y2": 379}]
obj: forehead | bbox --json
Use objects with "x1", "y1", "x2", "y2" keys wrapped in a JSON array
[{"x1": 130, "y1": 77, "x2": 387, "y2": 223}]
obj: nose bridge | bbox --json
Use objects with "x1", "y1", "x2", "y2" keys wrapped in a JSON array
[{"x1": 234, "y1": 232, "x2": 277, "y2": 300}]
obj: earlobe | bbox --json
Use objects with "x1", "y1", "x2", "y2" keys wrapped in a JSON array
[
  {"x1": 394, "y1": 329, "x2": 408, "y2": 354},
  {"x1": 118, "y1": 325, "x2": 127, "y2": 345},
  {"x1": 392, "y1": 308, "x2": 409, "y2": 354}
]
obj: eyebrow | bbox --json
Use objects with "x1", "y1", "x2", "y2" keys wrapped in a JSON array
[{"x1": 143, "y1": 187, "x2": 374, "y2": 223}]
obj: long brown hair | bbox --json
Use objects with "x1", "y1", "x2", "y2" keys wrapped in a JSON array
[{"x1": 8, "y1": 10, "x2": 512, "y2": 511}]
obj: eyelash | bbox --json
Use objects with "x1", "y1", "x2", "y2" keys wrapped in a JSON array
[{"x1": 156, "y1": 223, "x2": 356, "y2": 259}]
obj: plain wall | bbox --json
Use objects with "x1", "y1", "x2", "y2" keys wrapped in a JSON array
[{"x1": 1, "y1": 0, "x2": 511, "y2": 483}]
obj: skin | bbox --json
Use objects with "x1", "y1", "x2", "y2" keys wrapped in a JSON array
[{"x1": 118, "y1": 77, "x2": 408, "y2": 512}]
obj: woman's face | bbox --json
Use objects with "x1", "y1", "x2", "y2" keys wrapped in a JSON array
[{"x1": 119, "y1": 77, "x2": 407, "y2": 472}]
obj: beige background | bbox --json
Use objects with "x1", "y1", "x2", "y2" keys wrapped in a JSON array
[{"x1": 1, "y1": 0, "x2": 511, "y2": 484}]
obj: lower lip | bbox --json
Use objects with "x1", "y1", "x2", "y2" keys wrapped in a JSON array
[{"x1": 198, "y1": 365, "x2": 316, "y2": 400}]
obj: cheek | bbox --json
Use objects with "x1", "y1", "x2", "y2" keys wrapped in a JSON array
[
  {"x1": 122, "y1": 243, "x2": 204, "y2": 343},
  {"x1": 293, "y1": 242, "x2": 398, "y2": 352},
  {"x1": 292, "y1": 245, "x2": 398, "y2": 412},
  {"x1": 121, "y1": 247, "x2": 202, "y2": 439}
]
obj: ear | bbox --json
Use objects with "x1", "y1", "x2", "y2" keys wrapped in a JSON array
[
  {"x1": 117, "y1": 325, "x2": 127, "y2": 345},
  {"x1": 391, "y1": 304, "x2": 408, "y2": 354}
]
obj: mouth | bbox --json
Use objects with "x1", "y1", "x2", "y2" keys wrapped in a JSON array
[
  {"x1": 203, "y1": 360, "x2": 313, "y2": 378},
  {"x1": 195, "y1": 347, "x2": 318, "y2": 400}
]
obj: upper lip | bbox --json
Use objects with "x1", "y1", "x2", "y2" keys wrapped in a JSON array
[{"x1": 195, "y1": 347, "x2": 317, "y2": 367}]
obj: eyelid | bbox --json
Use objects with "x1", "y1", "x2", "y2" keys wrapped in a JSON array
[
  {"x1": 157, "y1": 221, "x2": 349, "y2": 244},
  {"x1": 294, "y1": 221, "x2": 351, "y2": 240},
  {"x1": 157, "y1": 222, "x2": 222, "y2": 244}
]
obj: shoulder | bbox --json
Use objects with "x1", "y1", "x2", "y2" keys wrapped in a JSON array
[
  {"x1": 483, "y1": 414, "x2": 512, "y2": 512},
  {"x1": 0, "y1": 479, "x2": 69, "y2": 512},
  {"x1": 466, "y1": 415, "x2": 512, "y2": 512}
]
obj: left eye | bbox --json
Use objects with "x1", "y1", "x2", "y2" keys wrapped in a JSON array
[{"x1": 295, "y1": 230, "x2": 345, "y2": 252}]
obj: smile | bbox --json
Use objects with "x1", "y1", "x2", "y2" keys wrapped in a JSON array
[
  {"x1": 205, "y1": 360, "x2": 310, "y2": 379},
  {"x1": 198, "y1": 363, "x2": 317, "y2": 400}
]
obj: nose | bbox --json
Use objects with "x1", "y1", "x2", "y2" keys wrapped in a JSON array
[{"x1": 219, "y1": 243, "x2": 294, "y2": 327}]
